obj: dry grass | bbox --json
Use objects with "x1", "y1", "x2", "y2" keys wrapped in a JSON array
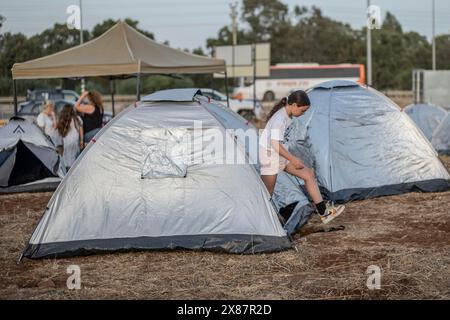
[{"x1": 1, "y1": 156, "x2": 449, "y2": 300}]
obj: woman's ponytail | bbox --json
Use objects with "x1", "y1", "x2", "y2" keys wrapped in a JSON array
[{"x1": 266, "y1": 97, "x2": 288, "y2": 121}]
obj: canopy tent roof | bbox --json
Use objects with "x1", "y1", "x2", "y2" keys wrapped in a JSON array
[{"x1": 12, "y1": 21, "x2": 226, "y2": 80}]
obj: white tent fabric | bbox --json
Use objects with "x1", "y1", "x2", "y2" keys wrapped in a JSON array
[
  {"x1": 0, "y1": 117, "x2": 64, "y2": 193},
  {"x1": 285, "y1": 80, "x2": 450, "y2": 203},
  {"x1": 431, "y1": 112, "x2": 450, "y2": 154},
  {"x1": 404, "y1": 103, "x2": 447, "y2": 141},
  {"x1": 22, "y1": 91, "x2": 291, "y2": 259}
]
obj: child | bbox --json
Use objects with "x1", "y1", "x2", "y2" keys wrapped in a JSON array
[
  {"x1": 56, "y1": 104, "x2": 84, "y2": 170},
  {"x1": 259, "y1": 90, "x2": 345, "y2": 224}
]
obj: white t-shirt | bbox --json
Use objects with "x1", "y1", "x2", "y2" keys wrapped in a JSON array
[
  {"x1": 36, "y1": 113, "x2": 55, "y2": 136},
  {"x1": 259, "y1": 107, "x2": 292, "y2": 151},
  {"x1": 36, "y1": 112, "x2": 59, "y2": 145}
]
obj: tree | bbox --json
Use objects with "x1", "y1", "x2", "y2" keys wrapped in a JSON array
[
  {"x1": 91, "y1": 18, "x2": 154, "y2": 39},
  {"x1": 30, "y1": 23, "x2": 89, "y2": 56}
]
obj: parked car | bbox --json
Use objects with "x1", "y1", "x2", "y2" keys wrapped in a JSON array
[
  {"x1": 18, "y1": 89, "x2": 80, "y2": 117},
  {"x1": 199, "y1": 88, "x2": 264, "y2": 121}
]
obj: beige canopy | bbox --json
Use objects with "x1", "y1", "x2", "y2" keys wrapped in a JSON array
[{"x1": 12, "y1": 21, "x2": 226, "y2": 79}]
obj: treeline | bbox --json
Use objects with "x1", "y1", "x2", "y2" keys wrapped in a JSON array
[
  {"x1": 1, "y1": 0, "x2": 449, "y2": 96},
  {"x1": 206, "y1": 0, "x2": 450, "y2": 90}
]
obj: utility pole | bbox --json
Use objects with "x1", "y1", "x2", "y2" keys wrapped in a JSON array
[
  {"x1": 80, "y1": 0, "x2": 85, "y2": 92},
  {"x1": 432, "y1": 0, "x2": 436, "y2": 70},
  {"x1": 229, "y1": 2, "x2": 238, "y2": 81},
  {"x1": 366, "y1": 0, "x2": 372, "y2": 86}
]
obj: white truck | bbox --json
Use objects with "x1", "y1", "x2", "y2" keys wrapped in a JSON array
[{"x1": 232, "y1": 63, "x2": 365, "y2": 101}]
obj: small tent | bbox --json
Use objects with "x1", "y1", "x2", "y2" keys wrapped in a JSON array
[
  {"x1": 404, "y1": 103, "x2": 447, "y2": 141},
  {"x1": 431, "y1": 112, "x2": 450, "y2": 154},
  {"x1": 21, "y1": 89, "x2": 291, "y2": 259},
  {"x1": 0, "y1": 117, "x2": 65, "y2": 193},
  {"x1": 285, "y1": 80, "x2": 450, "y2": 203}
]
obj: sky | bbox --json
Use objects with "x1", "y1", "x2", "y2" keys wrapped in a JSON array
[{"x1": 1, "y1": 0, "x2": 449, "y2": 51}]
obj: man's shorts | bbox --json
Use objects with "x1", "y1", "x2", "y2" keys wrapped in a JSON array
[{"x1": 259, "y1": 147, "x2": 289, "y2": 175}]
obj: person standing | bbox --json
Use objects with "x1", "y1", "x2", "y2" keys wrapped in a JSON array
[
  {"x1": 56, "y1": 104, "x2": 84, "y2": 170},
  {"x1": 36, "y1": 100, "x2": 59, "y2": 146},
  {"x1": 75, "y1": 90, "x2": 104, "y2": 143}
]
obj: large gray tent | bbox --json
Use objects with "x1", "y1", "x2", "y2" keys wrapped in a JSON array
[
  {"x1": 22, "y1": 89, "x2": 291, "y2": 259},
  {"x1": 0, "y1": 117, "x2": 64, "y2": 194},
  {"x1": 431, "y1": 112, "x2": 450, "y2": 154},
  {"x1": 404, "y1": 103, "x2": 447, "y2": 141},
  {"x1": 285, "y1": 80, "x2": 450, "y2": 203}
]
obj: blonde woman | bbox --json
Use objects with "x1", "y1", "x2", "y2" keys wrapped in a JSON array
[{"x1": 36, "y1": 100, "x2": 59, "y2": 145}]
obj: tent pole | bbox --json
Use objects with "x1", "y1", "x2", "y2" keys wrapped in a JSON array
[
  {"x1": 136, "y1": 73, "x2": 141, "y2": 101},
  {"x1": 13, "y1": 79, "x2": 18, "y2": 116},
  {"x1": 224, "y1": 71, "x2": 230, "y2": 109},
  {"x1": 110, "y1": 77, "x2": 115, "y2": 117}
]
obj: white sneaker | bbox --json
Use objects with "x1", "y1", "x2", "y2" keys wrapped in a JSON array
[{"x1": 320, "y1": 203, "x2": 345, "y2": 224}]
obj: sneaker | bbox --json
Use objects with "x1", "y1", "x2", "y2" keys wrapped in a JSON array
[{"x1": 319, "y1": 202, "x2": 345, "y2": 224}]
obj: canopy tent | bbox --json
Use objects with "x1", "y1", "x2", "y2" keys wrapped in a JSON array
[
  {"x1": 404, "y1": 103, "x2": 447, "y2": 142},
  {"x1": 0, "y1": 117, "x2": 65, "y2": 194},
  {"x1": 284, "y1": 80, "x2": 450, "y2": 203},
  {"x1": 11, "y1": 21, "x2": 227, "y2": 114},
  {"x1": 21, "y1": 89, "x2": 291, "y2": 260}
]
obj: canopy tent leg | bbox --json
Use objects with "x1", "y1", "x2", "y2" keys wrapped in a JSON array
[
  {"x1": 136, "y1": 72, "x2": 141, "y2": 101},
  {"x1": 224, "y1": 71, "x2": 230, "y2": 109},
  {"x1": 110, "y1": 77, "x2": 116, "y2": 117},
  {"x1": 13, "y1": 79, "x2": 18, "y2": 116}
]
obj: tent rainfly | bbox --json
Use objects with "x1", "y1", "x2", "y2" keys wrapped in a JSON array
[
  {"x1": 0, "y1": 117, "x2": 65, "y2": 194},
  {"x1": 11, "y1": 21, "x2": 227, "y2": 113},
  {"x1": 404, "y1": 103, "x2": 447, "y2": 141},
  {"x1": 284, "y1": 80, "x2": 450, "y2": 203},
  {"x1": 21, "y1": 89, "x2": 291, "y2": 260}
]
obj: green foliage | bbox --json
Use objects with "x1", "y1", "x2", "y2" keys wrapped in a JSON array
[
  {"x1": 206, "y1": 1, "x2": 449, "y2": 90},
  {"x1": 1, "y1": 3, "x2": 450, "y2": 95}
]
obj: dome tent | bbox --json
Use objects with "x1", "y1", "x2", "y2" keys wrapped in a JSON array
[
  {"x1": 285, "y1": 80, "x2": 450, "y2": 203},
  {"x1": 21, "y1": 89, "x2": 291, "y2": 260},
  {"x1": 0, "y1": 117, "x2": 64, "y2": 194},
  {"x1": 431, "y1": 112, "x2": 450, "y2": 155},
  {"x1": 404, "y1": 103, "x2": 447, "y2": 141}
]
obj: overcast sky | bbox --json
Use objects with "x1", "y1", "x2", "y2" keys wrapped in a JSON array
[{"x1": 1, "y1": 0, "x2": 449, "y2": 51}]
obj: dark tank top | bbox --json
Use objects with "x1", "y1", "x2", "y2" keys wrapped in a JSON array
[{"x1": 83, "y1": 105, "x2": 103, "y2": 133}]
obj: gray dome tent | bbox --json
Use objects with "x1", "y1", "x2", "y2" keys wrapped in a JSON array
[
  {"x1": 404, "y1": 103, "x2": 447, "y2": 141},
  {"x1": 21, "y1": 89, "x2": 291, "y2": 259},
  {"x1": 0, "y1": 117, "x2": 64, "y2": 194},
  {"x1": 285, "y1": 80, "x2": 450, "y2": 203},
  {"x1": 431, "y1": 112, "x2": 450, "y2": 155}
]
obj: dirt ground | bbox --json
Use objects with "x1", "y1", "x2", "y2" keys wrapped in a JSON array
[{"x1": 0, "y1": 156, "x2": 449, "y2": 300}]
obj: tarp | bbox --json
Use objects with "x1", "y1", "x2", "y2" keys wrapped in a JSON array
[
  {"x1": 22, "y1": 90, "x2": 291, "y2": 259},
  {"x1": 404, "y1": 103, "x2": 447, "y2": 141},
  {"x1": 12, "y1": 21, "x2": 226, "y2": 79},
  {"x1": 285, "y1": 80, "x2": 450, "y2": 203}
]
